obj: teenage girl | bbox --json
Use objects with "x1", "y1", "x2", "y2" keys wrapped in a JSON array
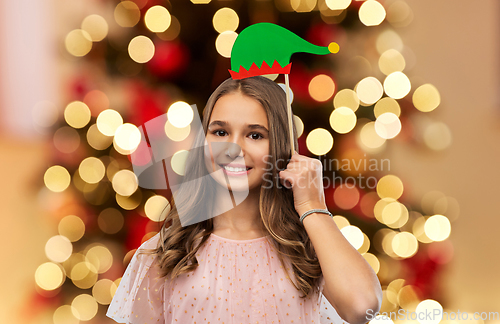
[{"x1": 106, "y1": 76, "x2": 382, "y2": 324}]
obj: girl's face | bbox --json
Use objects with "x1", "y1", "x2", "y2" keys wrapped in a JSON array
[{"x1": 204, "y1": 91, "x2": 270, "y2": 194}]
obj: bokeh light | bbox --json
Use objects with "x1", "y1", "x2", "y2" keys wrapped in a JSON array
[
  {"x1": 35, "y1": 262, "x2": 65, "y2": 291},
  {"x1": 384, "y1": 71, "x2": 411, "y2": 99},
  {"x1": 79, "y1": 157, "x2": 106, "y2": 184},
  {"x1": 71, "y1": 294, "x2": 98, "y2": 321},
  {"x1": 171, "y1": 150, "x2": 190, "y2": 176},
  {"x1": 377, "y1": 175, "x2": 404, "y2": 199},
  {"x1": 58, "y1": 215, "x2": 85, "y2": 242},
  {"x1": 424, "y1": 122, "x2": 452, "y2": 150},
  {"x1": 145, "y1": 6, "x2": 171, "y2": 33},
  {"x1": 167, "y1": 101, "x2": 194, "y2": 128},
  {"x1": 413, "y1": 83, "x2": 441, "y2": 112},
  {"x1": 325, "y1": 0, "x2": 351, "y2": 10},
  {"x1": 81, "y1": 14, "x2": 108, "y2": 42},
  {"x1": 392, "y1": 231, "x2": 418, "y2": 258},
  {"x1": 309, "y1": 74, "x2": 335, "y2": 102},
  {"x1": 374, "y1": 97, "x2": 401, "y2": 118},
  {"x1": 65, "y1": 29, "x2": 92, "y2": 57},
  {"x1": 213, "y1": 8, "x2": 239, "y2": 33},
  {"x1": 416, "y1": 300, "x2": 443, "y2": 324},
  {"x1": 356, "y1": 77, "x2": 384, "y2": 105},
  {"x1": 114, "y1": 123, "x2": 141, "y2": 153},
  {"x1": 306, "y1": 128, "x2": 334, "y2": 155},
  {"x1": 215, "y1": 31, "x2": 238, "y2": 58},
  {"x1": 424, "y1": 215, "x2": 451, "y2": 241},
  {"x1": 334, "y1": 185, "x2": 360, "y2": 210},
  {"x1": 340, "y1": 225, "x2": 364, "y2": 250},
  {"x1": 93, "y1": 279, "x2": 115, "y2": 305},
  {"x1": 53, "y1": 305, "x2": 79, "y2": 324},
  {"x1": 45, "y1": 235, "x2": 73, "y2": 263},
  {"x1": 98, "y1": 208, "x2": 124, "y2": 234},
  {"x1": 379, "y1": 49, "x2": 406, "y2": 75},
  {"x1": 293, "y1": 115, "x2": 304, "y2": 138},
  {"x1": 359, "y1": 0, "x2": 386, "y2": 26},
  {"x1": 357, "y1": 121, "x2": 386, "y2": 152},
  {"x1": 114, "y1": 1, "x2": 140, "y2": 28},
  {"x1": 44, "y1": 166, "x2": 71, "y2": 192},
  {"x1": 144, "y1": 195, "x2": 170, "y2": 221},
  {"x1": 87, "y1": 124, "x2": 113, "y2": 150},
  {"x1": 54, "y1": 127, "x2": 80, "y2": 154},
  {"x1": 329, "y1": 107, "x2": 357, "y2": 134},
  {"x1": 64, "y1": 101, "x2": 91, "y2": 129},
  {"x1": 112, "y1": 170, "x2": 138, "y2": 196},
  {"x1": 97, "y1": 109, "x2": 123, "y2": 136},
  {"x1": 334, "y1": 89, "x2": 359, "y2": 112},
  {"x1": 375, "y1": 112, "x2": 401, "y2": 139},
  {"x1": 128, "y1": 36, "x2": 155, "y2": 63}
]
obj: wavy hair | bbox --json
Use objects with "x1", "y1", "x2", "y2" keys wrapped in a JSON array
[{"x1": 138, "y1": 75, "x2": 323, "y2": 299}]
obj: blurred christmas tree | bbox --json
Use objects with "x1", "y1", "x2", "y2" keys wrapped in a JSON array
[{"x1": 30, "y1": 0, "x2": 458, "y2": 323}]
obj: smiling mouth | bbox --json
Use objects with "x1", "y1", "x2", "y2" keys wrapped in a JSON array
[{"x1": 218, "y1": 164, "x2": 252, "y2": 172}]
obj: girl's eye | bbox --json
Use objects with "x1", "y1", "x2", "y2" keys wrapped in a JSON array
[
  {"x1": 212, "y1": 130, "x2": 227, "y2": 136},
  {"x1": 249, "y1": 132, "x2": 264, "y2": 140}
]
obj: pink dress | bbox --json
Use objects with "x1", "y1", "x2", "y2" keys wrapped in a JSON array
[{"x1": 106, "y1": 232, "x2": 346, "y2": 324}]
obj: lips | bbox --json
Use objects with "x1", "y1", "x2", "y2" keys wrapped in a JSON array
[{"x1": 218, "y1": 163, "x2": 252, "y2": 170}]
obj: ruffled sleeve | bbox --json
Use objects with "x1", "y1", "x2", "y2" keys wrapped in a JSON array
[{"x1": 106, "y1": 233, "x2": 170, "y2": 324}]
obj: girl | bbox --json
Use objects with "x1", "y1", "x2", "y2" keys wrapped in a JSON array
[{"x1": 106, "y1": 76, "x2": 382, "y2": 324}]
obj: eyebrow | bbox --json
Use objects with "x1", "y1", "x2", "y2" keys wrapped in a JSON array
[{"x1": 208, "y1": 120, "x2": 269, "y2": 133}]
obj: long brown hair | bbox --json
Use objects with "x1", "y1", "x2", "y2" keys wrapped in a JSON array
[{"x1": 138, "y1": 75, "x2": 323, "y2": 299}]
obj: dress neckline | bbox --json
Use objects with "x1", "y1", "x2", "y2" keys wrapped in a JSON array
[{"x1": 210, "y1": 232, "x2": 270, "y2": 243}]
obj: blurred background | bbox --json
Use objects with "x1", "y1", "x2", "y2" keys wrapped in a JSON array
[{"x1": 0, "y1": 0, "x2": 499, "y2": 323}]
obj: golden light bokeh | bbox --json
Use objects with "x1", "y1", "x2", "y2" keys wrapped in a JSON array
[
  {"x1": 358, "y1": 233, "x2": 370, "y2": 254},
  {"x1": 112, "y1": 170, "x2": 138, "y2": 196},
  {"x1": 374, "y1": 197, "x2": 395, "y2": 225},
  {"x1": 58, "y1": 215, "x2": 85, "y2": 242},
  {"x1": 363, "y1": 253, "x2": 380, "y2": 273},
  {"x1": 357, "y1": 121, "x2": 386, "y2": 152},
  {"x1": 329, "y1": 107, "x2": 357, "y2": 134},
  {"x1": 215, "y1": 31, "x2": 238, "y2": 58},
  {"x1": 87, "y1": 245, "x2": 113, "y2": 274},
  {"x1": 114, "y1": 1, "x2": 140, "y2": 28},
  {"x1": 44, "y1": 165, "x2": 71, "y2": 192},
  {"x1": 71, "y1": 261, "x2": 98, "y2": 289},
  {"x1": 35, "y1": 262, "x2": 65, "y2": 291},
  {"x1": 332, "y1": 215, "x2": 350, "y2": 229},
  {"x1": 377, "y1": 175, "x2": 404, "y2": 199},
  {"x1": 128, "y1": 36, "x2": 155, "y2": 63},
  {"x1": 87, "y1": 124, "x2": 113, "y2": 150},
  {"x1": 379, "y1": 49, "x2": 406, "y2": 75},
  {"x1": 116, "y1": 190, "x2": 142, "y2": 210},
  {"x1": 65, "y1": 29, "x2": 92, "y2": 57},
  {"x1": 375, "y1": 112, "x2": 401, "y2": 139},
  {"x1": 384, "y1": 71, "x2": 411, "y2": 99},
  {"x1": 413, "y1": 83, "x2": 441, "y2": 112},
  {"x1": 416, "y1": 299, "x2": 443, "y2": 324},
  {"x1": 340, "y1": 225, "x2": 364, "y2": 250},
  {"x1": 359, "y1": 0, "x2": 386, "y2": 26},
  {"x1": 164, "y1": 120, "x2": 191, "y2": 142},
  {"x1": 392, "y1": 231, "x2": 418, "y2": 258},
  {"x1": 424, "y1": 122, "x2": 452, "y2": 150},
  {"x1": 309, "y1": 74, "x2": 335, "y2": 102},
  {"x1": 397, "y1": 285, "x2": 421, "y2": 310},
  {"x1": 64, "y1": 101, "x2": 91, "y2": 129},
  {"x1": 334, "y1": 89, "x2": 360, "y2": 112},
  {"x1": 79, "y1": 157, "x2": 106, "y2": 184},
  {"x1": 53, "y1": 305, "x2": 79, "y2": 324},
  {"x1": 114, "y1": 123, "x2": 142, "y2": 153},
  {"x1": 171, "y1": 150, "x2": 190, "y2": 176},
  {"x1": 374, "y1": 97, "x2": 401, "y2": 118},
  {"x1": 191, "y1": 0, "x2": 211, "y2": 3},
  {"x1": 45, "y1": 235, "x2": 73, "y2": 263},
  {"x1": 81, "y1": 14, "x2": 108, "y2": 42},
  {"x1": 293, "y1": 115, "x2": 304, "y2": 138},
  {"x1": 213, "y1": 8, "x2": 239, "y2": 33},
  {"x1": 144, "y1": 195, "x2": 171, "y2": 221},
  {"x1": 167, "y1": 101, "x2": 194, "y2": 128},
  {"x1": 386, "y1": 1, "x2": 413, "y2": 28},
  {"x1": 92, "y1": 279, "x2": 115, "y2": 305},
  {"x1": 325, "y1": 0, "x2": 351, "y2": 10},
  {"x1": 424, "y1": 215, "x2": 451, "y2": 241},
  {"x1": 98, "y1": 208, "x2": 124, "y2": 234},
  {"x1": 382, "y1": 201, "x2": 409, "y2": 229},
  {"x1": 306, "y1": 128, "x2": 334, "y2": 155},
  {"x1": 71, "y1": 294, "x2": 98, "y2": 321},
  {"x1": 356, "y1": 77, "x2": 384, "y2": 105},
  {"x1": 278, "y1": 83, "x2": 295, "y2": 103},
  {"x1": 376, "y1": 30, "x2": 403, "y2": 54},
  {"x1": 413, "y1": 214, "x2": 433, "y2": 243},
  {"x1": 291, "y1": 0, "x2": 317, "y2": 12},
  {"x1": 97, "y1": 109, "x2": 123, "y2": 136},
  {"x1": 145, "y1": 6, "x2": 171, "y2": 33}
]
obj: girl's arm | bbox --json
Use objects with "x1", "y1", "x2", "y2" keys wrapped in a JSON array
[
  {"x1": 301, "y1": 206, "x2": 383, "y2": 324},
  {"x1": 278, "y1": 152, "x2": 382, "y2": 324}
]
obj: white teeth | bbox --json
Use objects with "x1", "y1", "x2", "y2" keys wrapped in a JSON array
[{"x1": 222, "y1": 166, "x2": 248, "y2": 172}]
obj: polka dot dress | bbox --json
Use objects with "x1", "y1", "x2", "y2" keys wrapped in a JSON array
[{"x1": 106, "y1": 232, "x2": 347, "y2": 324}]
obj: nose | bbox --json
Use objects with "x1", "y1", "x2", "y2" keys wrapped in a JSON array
[{"x1": 227, "y1": 135, "x2": 244, "y2": 158}]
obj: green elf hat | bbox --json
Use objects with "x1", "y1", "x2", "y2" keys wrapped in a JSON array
[{"x1": 229, "y1": 22, "x2": 339, "y2": 80}]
